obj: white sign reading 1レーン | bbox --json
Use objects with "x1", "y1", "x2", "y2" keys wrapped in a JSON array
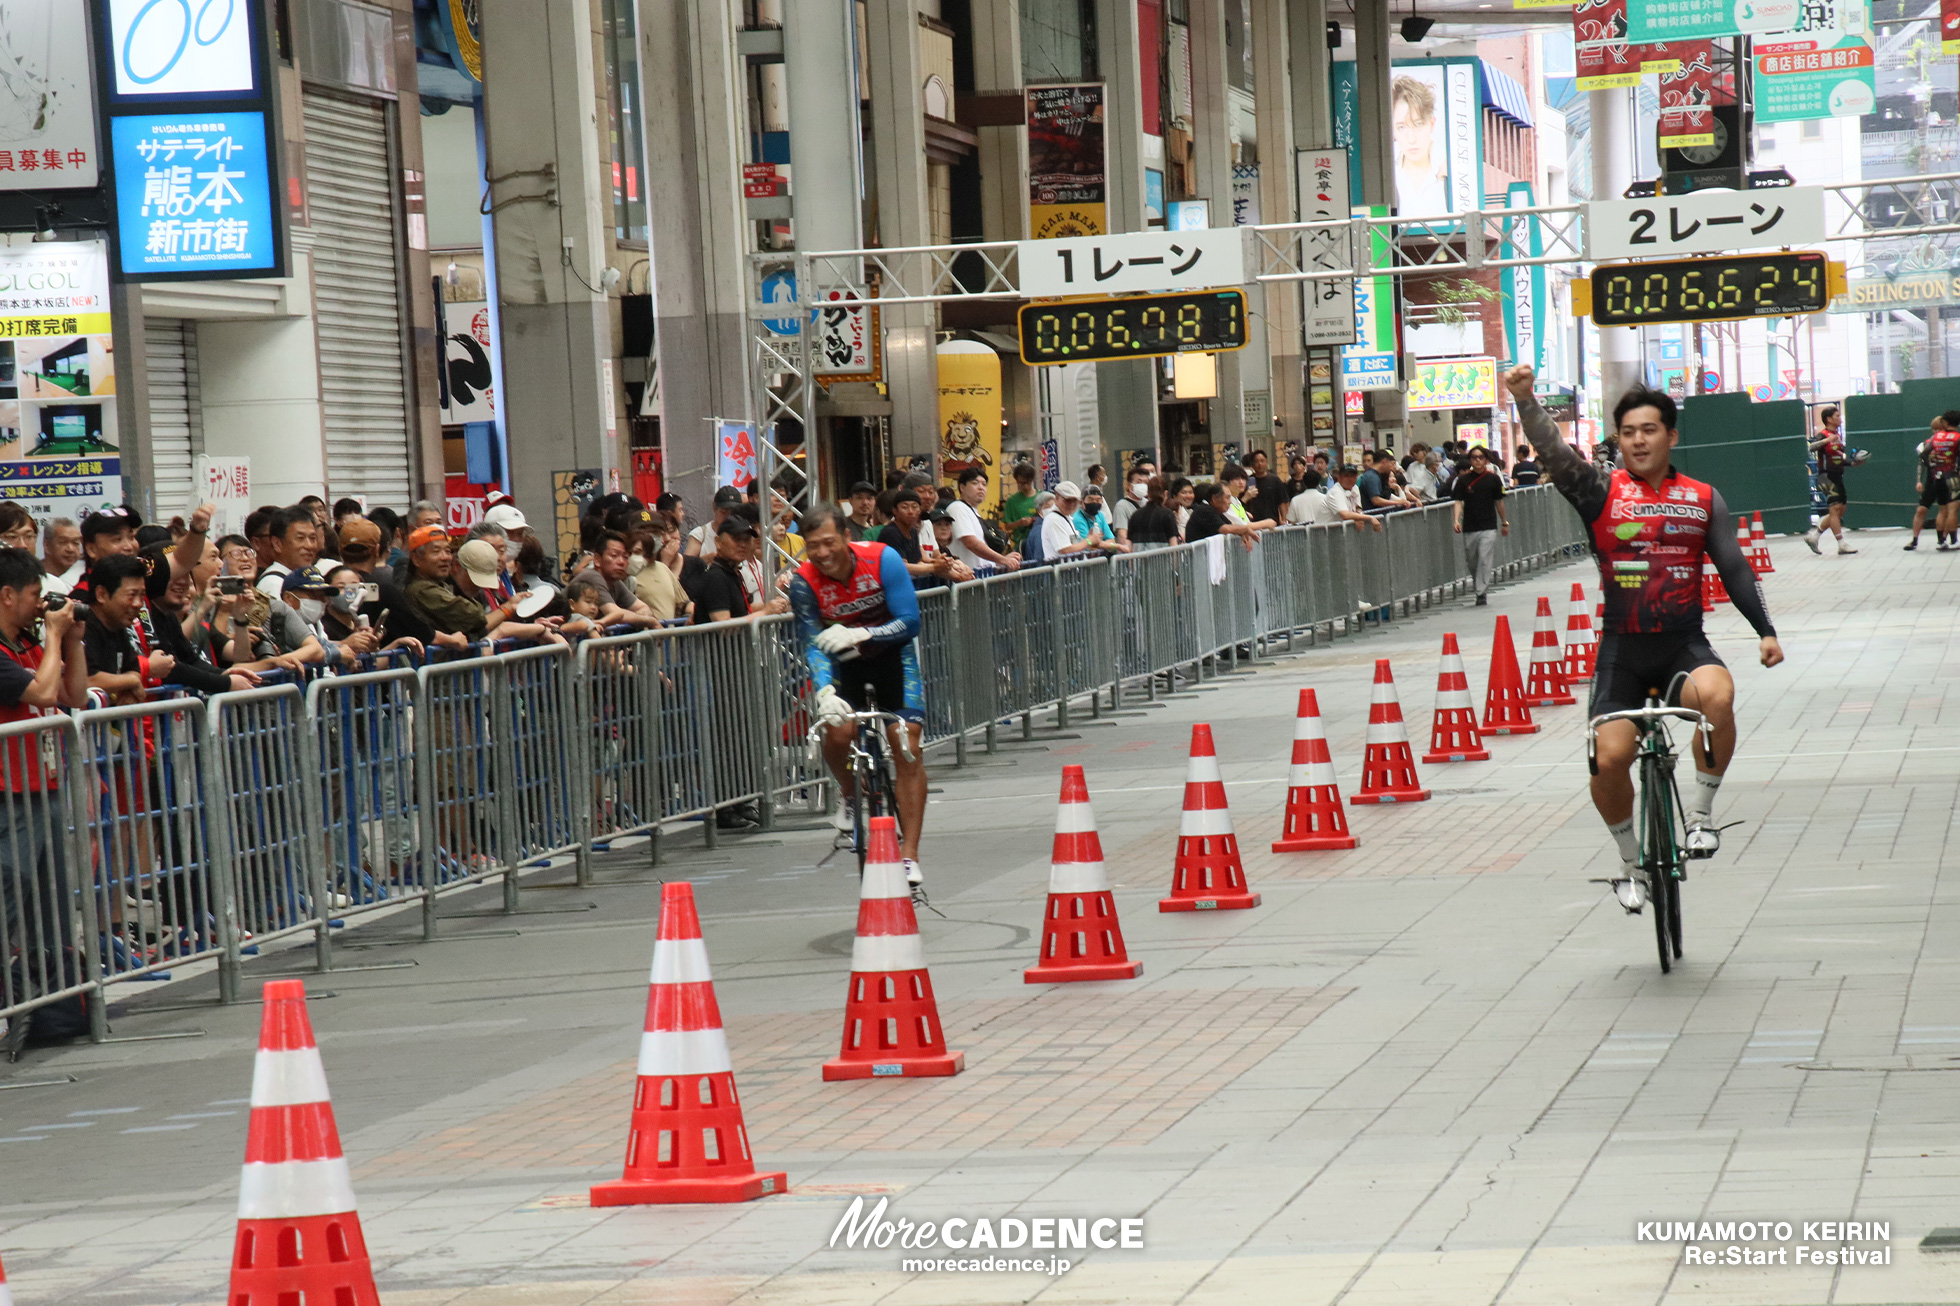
[
  {"x1": 1018, "y1": 228, "x2": 1246, "y2": 299},
  {"x1": 109, "y1": 0, "x2": 259, "y2": 99},
  {"x1": 1588, "y1": 186, "x2": 1827, "y2": 262}
]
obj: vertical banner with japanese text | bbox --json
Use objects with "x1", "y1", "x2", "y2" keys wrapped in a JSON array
[
  {"x1": 1500, "y1": 184, "x2": 1546, "y2": 378},
  {"x1": 715, "y1": 421, "x2": 758, "y2": 493},
  {"x1": 1026, "y1": 84, "x2": 1107, "y2": 239},
  {"x1": 1296, "y1": 147, "x2": 1355, "y2": 346},
  {"x1": 1657, "y1": 41, "x2": 1717, "y2": 147}
]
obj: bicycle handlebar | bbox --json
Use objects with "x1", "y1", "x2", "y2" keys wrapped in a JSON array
[
  {"x1": 806, "y1": 709, "x2": 918, "y2": 763},
  {"x1": 1584, "y1": 706, "x2": 1713, "y2": 768}
]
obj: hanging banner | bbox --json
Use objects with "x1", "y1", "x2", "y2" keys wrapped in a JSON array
[
  {"x1": 1657, "y1": 42, "x2": 1718, "y2": 147},
  {"x1": 1575, "y1": 0, "x2": 1645, "y2": 90},
  {"x1": 1947, "y1": 0, "x2": 1960, "y2": 53},
  {"x1": 1341, "y1": 207, "x2": 1398, "y2": 392},
  {"x1": 1500, "y1": 184, "x2": 1546, "y2": 378},
  {"x1": 0, "y1": 3, "x2": 100, "y2": 191},
  {"x1": 813, "y1": 290, "x2": 881, "y2": 383},
  {"x1": 440, "y1": 301, "x2": 496, "y2": 424},
  {"x1": 1754, "y1": 36, "x2": 1877, "y2": 120},
  {"x1": 1296, "y1": 147, "x2": 1356, "y2": 346},
  {"x1": 1026, "y1": 83, "x2": 1107, "y2": 239},
  {"x1": 937, "y1": 342, "x2": 1003, "y2": 511},
  {"x1": 1408, "y1": 357, "x2": 1498, "y2": 411},
  {"x1": 1624, "y1": 0, "x2": 1800, "y2": 42},
  {"x1": 714, "y1": 421, "x2": 758, "y2": 493}
]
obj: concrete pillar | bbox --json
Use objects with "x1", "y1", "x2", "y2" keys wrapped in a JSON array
[
  {"x1": 108, "y1": 283, "x2": 154, "y2": 517},
  {"x1": 1290, "y1": 0, "x2": 1332, "y2": 149},
  {"x1": 1188, "y1": 0, "x2": 1243, "y2": 449},
  {"x1": 197, "y1": 247, "x2": 332, "y2": 509},
  {"x1": 785, "y1": 0, "x2": 864, "y2": 255},
  {"x1": 480, "y1": 0, "x2": 620, "y2": 518},
  {"x1": 641, "y1": 0, "x2": 751, "y2": 516},
  {"x1": 386, "y1": 0, "x2": 445, "y2": 503},
  {"x1": 1253, "y1": 0, "x2": 1301, "y2": 452},
  {"x1": 864, "y1": 0, "x2": 939, "y2": 464},
  {"x1": 1590, "y1": 87, "x2": 1641, "y2": 407},
  {"x1": 1353, "y1": 0, "x2": 1393, "y2": 209},
  {"x1": 969, "y1": 0, "x2": 1028, "y2": 245},
  {"x1": 1093, "y1": 0, "x2": 1159, "y2": 466}
]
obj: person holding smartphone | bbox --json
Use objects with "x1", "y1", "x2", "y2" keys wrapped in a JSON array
[{"x1": 320, "y1": 564, "x2": 426, "y2": 660}]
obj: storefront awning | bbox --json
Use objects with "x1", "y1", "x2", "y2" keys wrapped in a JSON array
[{"x1": 1480, "y1": 62, "x2": 1534, "y2": 130}]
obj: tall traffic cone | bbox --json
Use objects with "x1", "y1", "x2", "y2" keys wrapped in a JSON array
[
  {"x1": 1026, "y1": 767, "x2": 1142, "y2": 982},
  {"x1": 1562, "y1": 582, "x2": 1598, "y2": 682},
  {"x1": 1752, "y1": 512, "x2": 1775, "y2": 573},
  {"x1": 1523, "y1": 596, "x2": 1577, "y2": 707},
  {"x1": 1160, "y1": 724, "x2": 1261, "y2": 911},
  {"x1": 1422, "y1": 635, "x2": 1488, "y2": 764},
  {"x1": 1351, "y1": 660, "x2": 1431, "y2": 803},
  {"x1": 1736, "y1": 516, "x2": 1757, "y2": 575},
  {"x1": 824, "y1": 817, "x2": 964, "y2": 1078},
  {"x1": 228, "y1": 981, "x2": 380, "y2": 1306},
  {"x1": 1273, "y1": 689, "x2": 1359, "y2": 849},
  {"x1": 1481, "y1": 615, "x2": 1539, "y2": 735},
  {"x1": 591, "y1": 882, "x2": 787, "y2": 1204},
  {"x1": 1702, "y1": 559, "x2": 1728, "y2": 608}
]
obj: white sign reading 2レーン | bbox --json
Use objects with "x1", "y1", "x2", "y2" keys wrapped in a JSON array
[
  {"x1": 1018, "y1": 228, "x2": 1246, "y2": 299},
  {"x1": 1588, "y1": 187, "x2": 1827, "y2": 262},
  {"x1": 109, "y1": 0, "x2": 259, "y2": 99}
]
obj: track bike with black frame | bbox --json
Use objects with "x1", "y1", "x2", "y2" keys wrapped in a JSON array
[
  {"x1": 1586, "y1": 685, "x2": 1713, "y2": 974},
  {"x1": 806, "y1": 704, "x2": 933, "y2": 909}
]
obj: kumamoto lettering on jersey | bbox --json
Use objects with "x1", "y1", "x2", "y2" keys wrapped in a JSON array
[
  {"x1": 798, "y1": 542, "x2": 897, "y2": 631},
  {"x1": 1589, "y1": 470, "x2": 1714, "y2": 634},
  {"x1": 1927, "y1": 429, "x2": 1960, "y2": 476}
]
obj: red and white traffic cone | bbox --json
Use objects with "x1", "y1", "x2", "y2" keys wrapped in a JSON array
[
  {"x1": 1524, "y1": 596, "x2": 1577, "y2": 707},
  {"x1": 1423, "y1": 634, "x2": 1488, "y2": 763},
  {"x1": 1752, "y1": 512, "x2": 1775, "y2": 573},
  {"x1": 1481, "y1": 615, "x2": 1539, "y2": 736},
  {"x1": 1272, "y1": 689, "x2": 1359, "y2": 850},
  {"x1": 1737, "y1": 516, "x2": 1761, "y2": 575},
  {"x1": 1562, "y1": 582, "x2": 1598, "y2": 683},
  {"x1": 1161, "y1": 724, "x2": 1261, "y2": 911},
  {"x1": 1027, "y1": 767, "x2": 1142, "y2": 982},
  {"x1": 1351, "y1": 659, "x2": 1431, "y2": 803},
  {"x1": 1702, "y1": 559, "x2": 1728, "y2": 608},
  {"x1": 228, "y1": 981, "x2": 380, "y2": 1306},
  {"x1": 591, "y1": 881, "x2": 787, "y2": 1204},
  {"x1": 824, "y1": 817, "x2": 964, "y2": 1078}
]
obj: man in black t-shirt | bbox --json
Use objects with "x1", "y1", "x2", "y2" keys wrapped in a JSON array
[
  {"x1": 1450, "y1": 446, "x2": 1509, "y2": 605},
  {"x1": 690, "y1": 518, "x2": 754, "y2": 624},
  {"x1": 1243, "y1": 449, "x2": 1287, "y2": 524},
  {"x1": 1512, "y1": 444, "x2": 1542, "y2": 486}
]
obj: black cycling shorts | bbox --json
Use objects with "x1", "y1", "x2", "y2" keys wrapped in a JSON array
[
  {"x1": 1819, "y1": 471, "x2": 1848, "y2": 507},
  {"x1": 1920, "y1": 476, "x2": 1952, "y2": 509},
  {"x1": 831, "y1": 650, "x2": 924, "y2": 723},
  {"x1": 1589, "y1": 632, "x2": 1726, "y2": 716}
]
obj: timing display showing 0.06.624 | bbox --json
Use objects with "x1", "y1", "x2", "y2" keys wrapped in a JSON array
[
  {"x1": 1589, "y1": 251, "x2": 1830, "y2": 327},
  {"x1": 1018, "y1": 289, "x2": 1247, "y2": 366}
]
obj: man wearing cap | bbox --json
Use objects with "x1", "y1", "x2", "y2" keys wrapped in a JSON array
[
  {"x1": 1072, "y1": 485, "x2": 1125, "y2": 554},
  {"x1": 845, "y1": 481, "x2": 880, "y2": 542},
  {"x1": 686, "y1": 486, "x2": 746, "y2": 557},
  {"x1": 1040, "y1": 482, "x2": 1106, "y2": 559},
  {"x1": 1326, "y1": 464, "x2": 1364, "y2": 516},
  {"x1": 691, "y1": 518, "x2": 756, "y2": 624},
  {"x1": 404, "y1": 526, "x2": 496, "y2": 641}
]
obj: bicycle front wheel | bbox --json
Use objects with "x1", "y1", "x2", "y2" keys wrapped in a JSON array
[{"x1": 1641, "y1": 752, "x2": 1676, "y2": 973}]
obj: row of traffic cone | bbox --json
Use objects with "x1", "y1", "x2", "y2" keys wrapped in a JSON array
[{"x1": 1708, "y1": 512, "x2": 1778, "y2": 607}]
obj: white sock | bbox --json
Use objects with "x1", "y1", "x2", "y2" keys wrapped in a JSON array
[
  {"x1": 1608, "y1": 817, "x2": 1640, "y2": 863},
  {"x1": 1686, "y1": 771, "x2": 1721, "y2": 823}
]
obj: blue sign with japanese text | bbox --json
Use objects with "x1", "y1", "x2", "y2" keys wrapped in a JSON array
[{"x1": 109, "y1": 112, "x2": 277, "y2": 277}]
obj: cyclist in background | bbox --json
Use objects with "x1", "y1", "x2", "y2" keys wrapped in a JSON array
[
  {"x1": 1804, "y1": 405, "x2": 1857, "y2": 555},
  {"x1": 789, "y1": 506, "x2": 929, "y2": 889},
  {"x1": 1503, "y1": 365, "x2": 1783, "y2": 912}
]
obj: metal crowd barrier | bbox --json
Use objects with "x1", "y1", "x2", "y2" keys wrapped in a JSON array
[{"x1": 0, "y1": 485, "x2": 1585, "y2": 1041}]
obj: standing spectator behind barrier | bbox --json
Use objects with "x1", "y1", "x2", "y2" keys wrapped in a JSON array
[
  {"x1": 39, "y1": 518, "x2": 83, "y2": 598},
  {"x1": 1167, "y1": 477, "x2": 1196, "y2": 537},
  {"x1": 844, "y1": 482, "x2": 880, "y2": 542},
  {"x1": 1125, "y1": 477, "x2": 1182, "y2": 551},
  {"x1": 318, "y1": 565, "x2": 426, "y2": 660},
  {"x1": 334, "y1": 518, "x2": 454, "y2": 650},
  {"x1": 1357, "y1": 451, "x2": 1414, "y2": 512},
  {"x1": 0, "y1": 503, "x2": 34, "y2": 554},
  {"x1": 1451, "y1": 446, "x2": 1510, "y2": 607},
  {"x1": 575, "y1": 532, "x2": 661, "y2": 629},
  {"x1": 1003, "y1": 463, "x2": 1041, "y2": 550},
  {"x1": 884, "y1": 490, "x2": 969, "y2": 585},
  {"x1": 1512, "y1": 445, "x2": 1542, "y2": 486},
  {"x1": 142, "y1": 544, "x2": 259, "y2": 694},
  {"x1": 1326, "y1": 464, "x2": 1364, "y2": 516},
  {"x1": 1040, "y1": 482, "x2": 1105, "y2": 559},
  {"x1": 944, "y1": 468, "x2": 1021, "y2": 574},
  {"x1": 1218, "y1": 468, "x2": 1280, "y2": 534},
  {"x1": 691, "y1": 519, "x2": 755, "y2": 624},
  {"x1": 629, "y1": 527, "x2": 692, "y2": 621},
  {"x1": 82, "y1": 554, "x2": 169, "y2": 705},
  {"x1": 1289, "y1": 471, "x2": 1383, "y2": 531},
  {"x1": 1020, "y1": 492, "x2": 1057, "y2": 564},
  {"x1": 1074, "y1": 487, "x2": 1126, "y2": 554},
  {"x1": 454, "y1": 542, "x2": 567, "y2": 643},
  {"x1": 1243, "y1": 450, "x2": 1288, "y2": 524},
  {"x1": 686, "y1": 487, "x2": 745, "y2": 557},
  {"x1": 1185, "y1": 483, "x2": 1271, "y2": 550},
  {"x1": 0, "y1": 545, "x2": 88, "y2": 1047},
  {"x1": 1112, "y1": 465, "x2": 1150, "y2": 546},
  {"x1": 256, "y1": 507, "x2": 325, "y2": 598}
]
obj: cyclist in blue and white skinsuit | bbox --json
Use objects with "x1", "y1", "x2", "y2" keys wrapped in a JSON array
[{"x1": 789, "y1": 505, "x2": 929, "y2": 888}]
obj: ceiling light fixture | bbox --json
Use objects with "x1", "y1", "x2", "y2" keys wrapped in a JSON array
[{"x1": 1401, "y1": 7, "x2": 1435, "y2": 42}]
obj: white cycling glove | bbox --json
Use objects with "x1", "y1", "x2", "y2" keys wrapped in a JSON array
[
  {"x1": 813, "y1": 684, "x2": 852, "y2": 727},
  {"x1": 814, "y1": 624, "x2": 872, "y2": 657}
]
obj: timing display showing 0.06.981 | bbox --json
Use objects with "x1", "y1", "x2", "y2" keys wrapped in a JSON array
[
  {"x1": 1017, "y1": 289, "x2": 1248, "y2": 366},
  {"x1": 1589, "y1": 251, "x2": 1830, "y2": 327}
]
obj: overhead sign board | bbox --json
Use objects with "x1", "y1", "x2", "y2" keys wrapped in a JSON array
[
  {"x1": 1297, "y1": 147, "x2": 1356, "y2": 346},
  {"x1": 1587, "y1": 186, "x2": 1825, "y2": 261},
  {"x1": 0, "y1": 3, "x2": 101, "y2": 192},
  {"x1": 1408, "y1": 357, "x2": 1498, "y2": 411},
  {"x1": 1018, "y1": 227, "x2": 1245, "y2": 299},
  {"x1": 108, "y1": 111, "x2": 279, "y2": 276},
  {"x1": 104, "y1": 0, "x2": 262, "y2": 100}
]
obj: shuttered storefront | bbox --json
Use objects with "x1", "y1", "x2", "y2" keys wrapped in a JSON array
[
  {"x1": 145, "y1": 320, "x2": 201, "y2": 519},
  {"x1": 302, "y1": 90, "x2": 414, "y2": 507}
]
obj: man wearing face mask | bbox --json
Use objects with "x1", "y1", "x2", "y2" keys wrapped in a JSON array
[
  {"x1": 1112, "y1": 467, "x2": 1152, "y2": 549},
  {"x1": 281, "y1": 568, "x2": 365, "y2": 666}
]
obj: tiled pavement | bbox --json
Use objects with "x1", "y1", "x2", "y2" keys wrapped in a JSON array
[{"x1": 5, "y1": 537, "x2": 1960, "y2": 1304}]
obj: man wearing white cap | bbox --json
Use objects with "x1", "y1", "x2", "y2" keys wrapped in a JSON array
[{"x1": 1039, "y1": 482, "x2": 1106, "y2": 560}]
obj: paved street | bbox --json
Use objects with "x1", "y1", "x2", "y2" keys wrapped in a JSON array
[{"x1": 6, "y1": 540, "x2": 1960, "y2": 1306}]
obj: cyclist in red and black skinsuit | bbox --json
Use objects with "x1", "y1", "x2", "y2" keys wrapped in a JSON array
[
  {"x1": 1804, "y1": 406, "x2": 1855, "y2": 555},
  {"x1": 1504, "y1": 365, "x2": 1784, "y2": 912}
]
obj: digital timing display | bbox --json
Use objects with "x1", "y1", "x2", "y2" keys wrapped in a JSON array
[
  {"x1": 1590, "y1": 252, "x2": 1829, "y2": 327},
  {"x1": 1018, "y1": 290, "x2": 1247, "y2": 366}
]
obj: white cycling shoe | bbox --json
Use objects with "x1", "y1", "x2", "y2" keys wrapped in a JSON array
[
  {"x1": 903, "y1": 858, "x2": 923, "y2": 887},
  {"x1": 1613, "y1": 875, "x2": 1646, "y2": 914},
  {"x1": 1685, "y1": 820, "x2": 1720, "y2": 860}
]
